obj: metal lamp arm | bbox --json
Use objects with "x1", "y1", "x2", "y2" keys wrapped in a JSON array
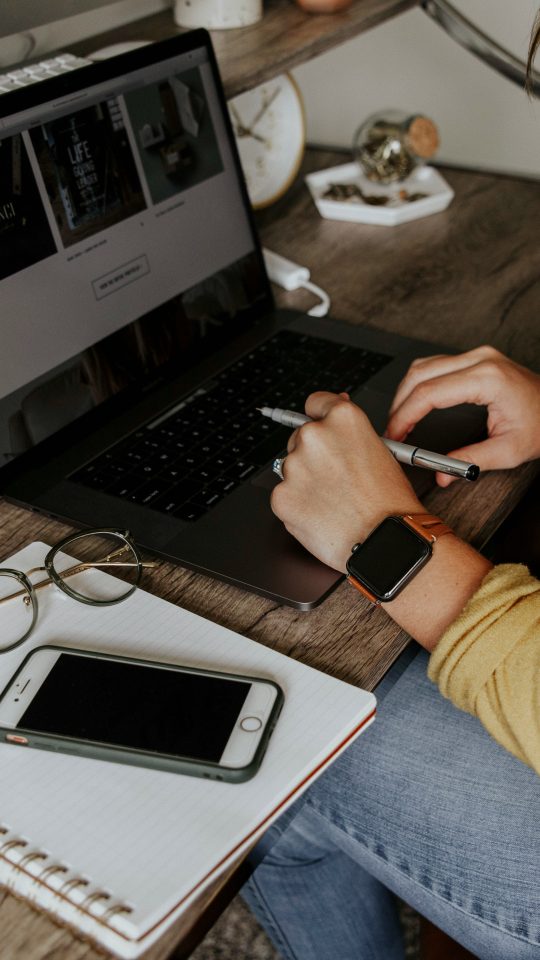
[{"x1": 422, "y1": 0, "x2": 540, "y2": 96}]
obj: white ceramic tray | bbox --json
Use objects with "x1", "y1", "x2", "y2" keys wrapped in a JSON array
[{"x1": 305, "y1": 162, "x2": 454, "y2": 226}]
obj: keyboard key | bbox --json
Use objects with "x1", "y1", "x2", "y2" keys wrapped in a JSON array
[
  {"x1": 169, "y1": 479, "x2": 200, "y2": 500},
  {"x1": 213, "y1": 453, "x2": 236, "y2": 472},
  {"x1": 160, "y1": 464, "x2": 189, "y2": 484},
  {"x1": 129, "y1": 481, "x2": 171, "y2": 506},
  {"x1": 191, "y1": 485, "x2": 225, "y2": 509},
  {"x1": 214, "y1": 476, "x2": 238, "y2": 495},
  {"x1": 192, "y1": 466, "x2": 214, "y2": 485},
  {"x1": 71, "y1": 468, "x2": 113, "y2": 490},
  {"x1": 183, "y1": 452, "x2": 207, "y2": 470},
  {"x1": 226, "y1": 461, "x2": 258, "y2": 481},
  {"x1": 106, "y1": 476, "x2": 145, "y2": 499},
  {"x1": 151, "y1": 491, "x2": 191, "y2": 514}
]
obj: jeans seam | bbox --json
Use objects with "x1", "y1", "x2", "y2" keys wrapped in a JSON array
[
  {"x1": 244, "y1": 876, "x2": 301, "y2": 960},
  {"x1": 308, "y1": 806, "x2": 540, "y2": 950}
]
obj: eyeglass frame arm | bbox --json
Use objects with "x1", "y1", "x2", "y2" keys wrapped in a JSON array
[
  {"x1": 0, "y1": 560, "x2": 156, "y2": 606},
  {"x1": 422, "y1": 0, "x2": 540, "y2": 96}
]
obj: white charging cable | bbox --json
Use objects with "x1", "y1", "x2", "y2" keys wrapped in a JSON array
[{"x1": 262, "y1": 248, "x2": 331, "y2": 318}]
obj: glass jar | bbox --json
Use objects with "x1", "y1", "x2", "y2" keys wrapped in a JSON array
[{"x1": 353, "y1": 110, "x2": 439, "y2": 184}]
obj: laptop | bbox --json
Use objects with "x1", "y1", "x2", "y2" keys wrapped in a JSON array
[{"x1": 0, "y1": 30, "x2": 484, "y2": 609}]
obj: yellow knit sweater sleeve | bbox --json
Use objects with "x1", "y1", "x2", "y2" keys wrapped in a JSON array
[{"x1": 428, "y1": 564, "x2": 540, "y2": 773}]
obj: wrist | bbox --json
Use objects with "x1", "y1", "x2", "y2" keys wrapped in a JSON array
[
  {"x1": 343, "y1": 507, "x2": 492, "y2": 649},
  {"x1": 383, "y1": 537, "x2": 492, "y2": 651}
]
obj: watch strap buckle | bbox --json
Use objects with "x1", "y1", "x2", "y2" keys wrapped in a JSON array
[{"x1": 401, "y1": 513, "x2": 453, "y2": 543}]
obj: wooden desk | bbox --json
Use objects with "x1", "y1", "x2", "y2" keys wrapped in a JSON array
[{"x1": 1, "y1": 148, "x2": 539, "y2": 958}]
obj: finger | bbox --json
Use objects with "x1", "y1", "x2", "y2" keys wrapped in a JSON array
[
  {"x1": 434, "y1": 435, "x2": 518, "y2": 487},
  {"x1": 390, "y1": 355, "x2": 452, "y2": 416},
  {"x1": 287, "y1": 428, "x2": 300, "y2": 454},
  {"x1": 385, "y1": 367, "x2": 490, "y2": 441},
  {"x1": 304, "y1": 391, "x2": 345, "y2": 421},
  {"x1": 389, "y1": 347, "x2": 500, "y2": 416}
]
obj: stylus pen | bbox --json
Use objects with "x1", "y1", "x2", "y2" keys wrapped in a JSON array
[{"x1": 257, "y1": 407, "x2": 480, "y2": 482}]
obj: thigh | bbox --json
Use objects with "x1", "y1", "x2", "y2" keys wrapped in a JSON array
[{"x1": 301, "y1": 648, "x2": 540, "y2": 959}]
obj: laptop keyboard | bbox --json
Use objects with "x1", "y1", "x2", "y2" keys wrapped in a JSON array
[
  {"x1": 70, "y1": 330, "x2": 392, "y2": 521},
  {"x1": 0, "y1": 54, "x2": 92, "y2": 95}
]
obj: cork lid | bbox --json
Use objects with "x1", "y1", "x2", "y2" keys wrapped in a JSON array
[{"x1": 406, "y1": 116, "x2": 439, "y2": 158}]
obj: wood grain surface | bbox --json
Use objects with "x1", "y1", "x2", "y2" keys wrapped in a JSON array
[
  {"x1": 72, "y1": 0, "x2": 417, "y2": 98},
  {"x1": 1, "y1": 150, "x2": 539, "y2": 958}
]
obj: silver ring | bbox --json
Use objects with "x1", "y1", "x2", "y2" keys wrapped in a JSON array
[{"x1": 272, "y1": 457, "x2": 286, "y2": 480}]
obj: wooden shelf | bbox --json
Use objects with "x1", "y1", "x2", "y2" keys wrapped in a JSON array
[{"x1": 72, "y1": 0, "x2": 417, "y2": 98}]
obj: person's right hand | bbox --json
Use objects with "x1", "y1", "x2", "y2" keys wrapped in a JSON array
[{"x1": 385, "y1": 346, "x2": 540, "y2": 486}]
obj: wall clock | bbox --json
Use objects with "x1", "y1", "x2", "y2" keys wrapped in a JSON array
[{"x1": 228, "y1": 74, "x2": 306, "y2": 209}]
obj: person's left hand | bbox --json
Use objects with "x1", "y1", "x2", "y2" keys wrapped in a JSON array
[{"x1": 270, "y1": 392, "x2": 423, "y2": 573}]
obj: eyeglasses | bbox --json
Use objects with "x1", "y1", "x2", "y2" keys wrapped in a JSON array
[{"x1": 0, "y1": 528, "x2": 156, "y2": 654}]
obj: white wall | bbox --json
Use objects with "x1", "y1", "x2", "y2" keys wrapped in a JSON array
[{"x1": 293, "y1": 0, "x2": 540, "y2": 178}]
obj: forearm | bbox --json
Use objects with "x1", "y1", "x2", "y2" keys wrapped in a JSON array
[
  {"x1": 381, "y1": 535, "x2": 493, "y2": 651},
  {"x1": 273, "y1": 382, "x2": 540, "y2": 769},
  {"x1": 428, "y1": 563, "x2": 540, "y2": 772}
]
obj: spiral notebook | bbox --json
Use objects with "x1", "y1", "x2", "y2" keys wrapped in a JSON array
[{"x1": 0, "y1": 542, "x2": 376, "y2": 958}]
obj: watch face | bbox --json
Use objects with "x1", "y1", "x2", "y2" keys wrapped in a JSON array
[{"x1": 347, "y1": 517, "x2": 431, "y2": 602}]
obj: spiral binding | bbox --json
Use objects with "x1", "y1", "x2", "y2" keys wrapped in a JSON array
[{"x1": 0, "y1": 824, "x2": 133, "y2": 928}]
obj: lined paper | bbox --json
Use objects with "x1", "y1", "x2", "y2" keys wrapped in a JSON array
[{"x1": 0, "y1": 543, "x2": 375, "y2": 957}]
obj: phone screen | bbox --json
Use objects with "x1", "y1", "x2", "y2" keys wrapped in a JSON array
[{"x1": 17, "y1": 654, "x2": 251, "y2": 762}]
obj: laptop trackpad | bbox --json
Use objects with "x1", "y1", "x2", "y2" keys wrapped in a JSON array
[
  {"x1": 351, "y1": 388, "x2": 391, "y2": 434},
  {"x1": 321, "y1": 387, "x2": 485, "y2": 454}
]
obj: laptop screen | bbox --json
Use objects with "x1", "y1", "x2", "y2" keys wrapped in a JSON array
[{"x1": 0, "y1": 33, "x2": 270, "y2": 471}]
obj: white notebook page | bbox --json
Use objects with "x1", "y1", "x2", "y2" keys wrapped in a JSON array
[{"x1": 0, "y1": 543, "x2": 375, "y2": 957}]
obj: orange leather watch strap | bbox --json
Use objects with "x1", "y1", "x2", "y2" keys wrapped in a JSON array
[
  {"x1": 401, "y1": 513, "x2": 453, "y2": 543},
  {"x1": 346, "y1": 575, "x2": 381, "y2": 605}
]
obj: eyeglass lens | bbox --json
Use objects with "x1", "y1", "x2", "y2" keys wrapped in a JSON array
[
  {"x1": 0, "y1": 571, "x2": 35, "y2": 652},
  {"x1": 50, "y1": 532, "x2": 141, "y2": 604}
]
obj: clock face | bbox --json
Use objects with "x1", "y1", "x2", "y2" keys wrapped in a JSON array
[{"x1": 228, "y1": 74, "x2": 305, "y2": 209}]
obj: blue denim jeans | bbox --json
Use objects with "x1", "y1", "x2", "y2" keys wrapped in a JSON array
[{"x1": 242, "y1": 646, "x2": 540, "y2": 960}]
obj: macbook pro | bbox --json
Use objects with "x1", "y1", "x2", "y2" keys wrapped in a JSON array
[{"x1": 0, "y1": 31, "x2": 484, "y2": 608}]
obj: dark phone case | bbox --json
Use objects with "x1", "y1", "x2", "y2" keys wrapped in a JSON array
[{"x1": 0, "y1": 645, "x2": 284, "y2": 783}]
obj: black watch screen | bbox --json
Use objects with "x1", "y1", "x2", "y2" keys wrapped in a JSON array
[{"x1": 346, "y1": 516, "x2": 432, "y2": 602}]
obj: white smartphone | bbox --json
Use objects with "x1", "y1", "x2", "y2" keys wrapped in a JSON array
[{"x1": 0, "y1": 646, "x2": 284, "y2": 782}]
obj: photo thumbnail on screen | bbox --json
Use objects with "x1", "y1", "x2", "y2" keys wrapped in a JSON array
[
  {"x1": 124, "y1": 67, "x2": 224, "y2": 205},
  {"x1": 0, "y1": 134, "x2": 57, "y2": 281},
  {"x1": 30, "y1": 98, "x2": 146, "y2": 248}
]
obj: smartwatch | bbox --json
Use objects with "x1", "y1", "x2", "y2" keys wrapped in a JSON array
[{"x1": 346, "y1": 513, "x2": 453, "y2": 605}]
